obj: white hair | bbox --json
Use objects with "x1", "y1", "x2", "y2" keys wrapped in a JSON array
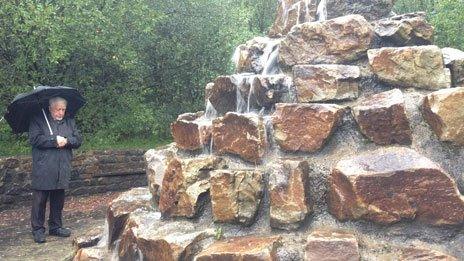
[{"x1": 49, "y1": 97, "x2": 68, "y2": 107}]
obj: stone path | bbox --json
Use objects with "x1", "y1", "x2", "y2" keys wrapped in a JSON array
[{"x1": 0, "y1": 192, "x2": 121, "y2": 261}]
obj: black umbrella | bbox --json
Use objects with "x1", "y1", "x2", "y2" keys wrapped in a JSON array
[{"x1": 3, "y1": 86, "x2": 86, "y2": 134}]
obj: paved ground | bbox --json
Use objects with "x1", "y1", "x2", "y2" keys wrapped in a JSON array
[{"x1": 0, "y1": 192, "x2": 121, "y2": 261}]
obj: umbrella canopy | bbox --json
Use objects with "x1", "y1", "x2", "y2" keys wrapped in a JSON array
[{"x1": 4, "y1": 86, "x2": 86, "y2": 134}]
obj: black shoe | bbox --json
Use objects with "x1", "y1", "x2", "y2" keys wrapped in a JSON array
[
  {"x1": 49, "y1": 227, "x2": 71, "y2": 237},
  {"x1": 32, "y1": 230, "x2": 46, "y2": 243}
]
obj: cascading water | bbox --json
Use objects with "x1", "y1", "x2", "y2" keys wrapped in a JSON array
[{"x1": 316, "y1": 0, "x2": 327, "y2": 21}]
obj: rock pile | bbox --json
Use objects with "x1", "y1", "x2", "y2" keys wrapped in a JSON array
[{"x1": 74, "y1": 0, "x2": 464, "y2": 260}]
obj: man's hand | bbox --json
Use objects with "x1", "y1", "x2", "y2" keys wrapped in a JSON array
[{"x1": 56, "y1": 135, "x2": 68, "y2": 148}]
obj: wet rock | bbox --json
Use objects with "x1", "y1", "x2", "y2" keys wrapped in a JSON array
[
  {"x1": 368, "y1": 45, "x2": 451, "y2": 90},
  {"x1": 144, "y1": 144, "x2": 177, "y2": 203},
  {"x1": 293, "y1": 64, "x2": 360, "y2": 102},
  {"x1": 268, "y1": 0, "x2": 318, "y2": 37},
  {"x1": 375, "y1": 12, "x2": 434, "y2": 46},
  {"x1": 232, "y1": 37, "x2": 281, "y2": 74},
  {"x1": 171, "y1": 112, "x2": 212, "y2": 151},
  {"x1": 352, "y1": 89, "x2": 412, "y2": 145},
  {"x1": 212, "y1": 112, "x2": 267, "y2": 163},
  {"x1": 210, "y1": 169, "x2": 264, "y2": 225},
  {"x1": 118, "y1": 211, "x2": 214, "y2": 261},
  {"x1": 73, "y1": 246, "x2": 106, "y2": 261},
  {"x1": 279, "y1": 14, "x2": 374, "y2": 67},
  {"x1": 158, "y1": 156, "x2": 227, "y2": 218},
  {"x1": 269, "y1": 159, "x2": 311, "y2": 230},
  {"x1": 272, "y1": 103, "x2": 343, "y2": 152},
  {"x1": 399, "y1": 246, "x2": 458, "y2": 261},
  {"x1": 195, "y1": 235, "x2": 282, "y2": 261},
  {"x1": 305, "y1": 229, "x2": 360, "y2": 261},
  {"x1": 326, "y1": 0, "x2": 395, "y2": 21},
  {"x1": 205, "y1": 76, "x2": 238, "y2": 115},
  {"x1": 249, "y1": 74, "x2": 295, "y2": 109},
  {"x1": 442, "y1": 47, "x2": 464, "y2": 86},
  {"x1": 328, "y1": 147, "x2": 464, "y2": 225},
  {"x1": 422, "y1": 87, "x2": 464, "y2": 145},
  {"x1": 107, "y1": 187, "x2": 153, "y2": 247},
  {"x1": 73, "y1": 226, "x2": 103, "y2": 250}
]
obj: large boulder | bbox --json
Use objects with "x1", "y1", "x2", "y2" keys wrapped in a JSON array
[
  {"x1": 422, "y1": 87, "x2": 464, "y2": 145},
  {"x1": 305, "y1": 229, "x2": 360, "y2": 261},
  {"x1": 352, "y1": 89, "x2": 412, "y2": 145},
  {"x1": 210, "y1": 169, "x2": 264, "y2": 225},
  {"x1": 442, "y1": 47, "x2": 464, "y2": 86},
  {"x1": 272, "y1": 103, "x2": 343, "y2": 152},
  {"x1": 279, "y1": 14, "x2": 374, "y2": 67},
  {"x1": 171, "y1": 113, "x2": 212, "y2": 151},
  {"x1": 367, "y1": 45, "x2": 451, "y2": 90},
  {"x1": 158, "y1": 156, "x2": 227, "y2": 218},
  {"x1": 118, "y1": 210, "x2": 214, "y2": 261},
  {"x1": 269, "y1": 159, "x2": 311, "y2": 230},
  {"x1": 205, "y1": 76, "x2": 238, "y2": 115},
  {"x1": 144, "y1": 144, "x2": 177, "y2": 204},
  {"x1": 328, "y1": 147, "x2": 464, "y2": 225},
  {"x1": 107, "y1": 187, "x2": 153, "y2": 247},
  {"x1": 374, "y1": 12, "x2": 434, "y2": 46},
  {"x1": 268, "y1": 0, "x2": 318, "y2": 37},
  {"x1": 293, "y1": 64, "x2": 360, "y2": 102},
  {"x1": 195, "y1": 236, "x2": 282, "y2": 261},
  {"x1": 325, "y1": 0, "x2": 395, "y2": 21},
  {"x1": 212, "y1": 112, "x2": 267, "y2": 163}
]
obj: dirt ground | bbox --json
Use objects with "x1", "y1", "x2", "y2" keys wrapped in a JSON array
[{"x1": 0, "y1": 191, "x2": 121, "y2": 261}]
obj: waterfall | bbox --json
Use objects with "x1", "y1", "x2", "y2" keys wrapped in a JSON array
[
  {"x1": 97, "y1": 220, "x2": 109, "y2": 248},
  {"x1": 209, "y1": 135, "x2": 214, "y2": 155},
  {"x1": 231, "y1": 46, "x2": 241, "y2": 70},
  {"x1": 247, "y1": 76, "x2": 257, "y2": 113},
  {"x1": 205, "y1": 100, "x2": 217, "y2": 119},
  {"x1": 262, "y1": 44, "x2": 281, "y2": 76},
  {"x1": 316, "y1": 0, "x2": 327, "y2": 21}
]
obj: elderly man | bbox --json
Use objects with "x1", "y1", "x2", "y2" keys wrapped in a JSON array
[{"x1": 28, "y1": 97, "x2": 82, "y2": 243}]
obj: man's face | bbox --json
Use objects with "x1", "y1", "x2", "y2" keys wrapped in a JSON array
[{"x1": 50, "y1": 102, "x2": 66, "y2": 121}]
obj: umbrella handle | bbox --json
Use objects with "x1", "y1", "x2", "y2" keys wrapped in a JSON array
[{"x1": 41, "y1": 109, "x2": 54, "y2": 136}]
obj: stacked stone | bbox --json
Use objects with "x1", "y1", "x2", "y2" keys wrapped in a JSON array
[{"x1": 75, "y1": 0, "x2": 464, "y2": 260}]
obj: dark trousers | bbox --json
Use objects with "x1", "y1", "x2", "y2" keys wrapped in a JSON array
[{"x1": 31, "y1": 189, "x2": 65, "y2": 233}]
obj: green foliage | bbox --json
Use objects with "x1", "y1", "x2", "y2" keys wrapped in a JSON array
[
  {"x1": 394, "y1": 0, "x2": 464, "y2": 50},
  {"x1": 0, "y1": 0, "x2": 277, "y2": 156}
]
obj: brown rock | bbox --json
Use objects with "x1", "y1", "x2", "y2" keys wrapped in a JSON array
[
  {"x1": 268, "y1": 0, "x2": 318, "y2": 37},
  {"x1": 279, "y1": 15, "x2": 374, "y2": 67},
  {"x1": 158, "y1": 156, "x2": 227, "y2": 218},
  {"x1": 210, "y1": 169, "x2": 264, "y2": 225},
  {"x1": 375, "y1": 12, "x2": 434, "y2": 46},
  {"x1": 232, "y1": 37, "x2": 281, "y2": 74},
  {"x1": 368, "y1": 45, "x2": 451, "y2": 90},
  {"x1": 73, "y1": 246, "x2": 106, "y2": 261},
  {"x1": 293, "y1": 64, "x2": 360, "y2": 102},
  {"x1": 171, "y1": 112, "x2": 212, "y2": 151},
  {"x1": 195, "y1": 235, "x2": 282, "y2": 261},
  {"x1": 118, "y1": 210, "x2": 214, "y2": 261},
  {"x1": 352, "y1": 89, "x2": 412, "y2": 145},
  {"x1": 212, "y1": 112, "x2": 267, "y2": 163},
  {"x1": 422, "y1": 87, "x2": 464, "y2": 145},
  {"x1": 272, "y1": 103, "x2": 343, "y2": 152},
  {"x1": 326, "y1": 0, "x2": 395, "y2": 21},
  {"x1": 442, "y1": 47, "x2": 464, "y2": 86},
  {"x1": 107, "y1": 187, "x2": 153, "y2": 247},
  {"x1": 144, "y1": 144, "x2": 177, "y2": 204},
  {"x1": 269, "y1": 159, "x2": 311, "y2": 230},
  {"x1": 205, "y1": 76, "x2": 238, "y2": 115},
  {"x1": 249, "y1": 74, "x2": 294, "y2": 109},
  {"x1": 328, "y1": 147, "x2": 464, "y2": 225},
  {"x1": 305, "y1": 229, "x2": 360, "y2": 261},
  {"x1": 399, "y1": 246, "x2": 458, "y2": 261}
]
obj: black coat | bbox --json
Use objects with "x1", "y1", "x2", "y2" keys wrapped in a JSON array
[{"x1": 28, "y1": 113, "x2": 82, "y2": 190}]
